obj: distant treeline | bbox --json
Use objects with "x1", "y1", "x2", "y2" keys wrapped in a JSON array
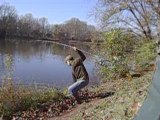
[{"x1": 0, "y1": 3, "x2": 98, "y2": 42}]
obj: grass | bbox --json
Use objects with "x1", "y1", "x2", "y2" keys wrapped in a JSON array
[
  {"x1": 0, "y1": 68, "x2": 154, "y2": 120},
  {"x1": 0, "y1": 71, "x2": 152, "y2": 120},
  {"x1": 0, "y1": 80, "x2": 66, "y2": 119},
  {"x1": 72, "y1": 71, "x2": 153, "y2": 120}
]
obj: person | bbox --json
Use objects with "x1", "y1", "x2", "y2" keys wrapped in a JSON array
[{"x1": 65, "y1": 47, "x2": 89, "y2": 104}]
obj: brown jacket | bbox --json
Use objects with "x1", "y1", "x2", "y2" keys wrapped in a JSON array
[{"x1": 71, "y1": 50, "x2": 89, "y2": 82}]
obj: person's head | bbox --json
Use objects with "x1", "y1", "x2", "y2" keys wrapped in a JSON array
[{"x1": 65, "y1": 55, "x2": 74, "y2": 66}]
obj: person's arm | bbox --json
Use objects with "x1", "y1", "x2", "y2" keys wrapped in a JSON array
[{"x1": 72, "y1": 47, "x2": 86, "y2": 61}]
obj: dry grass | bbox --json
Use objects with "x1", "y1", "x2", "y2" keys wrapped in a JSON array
[
  {"x1": 0, "y1": 77, "x2": 65, "y2": 119},
  {"x1": 71, "y1": 71, "x2": 153, "y2": 120}
]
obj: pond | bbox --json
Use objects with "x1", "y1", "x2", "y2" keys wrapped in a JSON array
[{"x1": 0, "y1": 40, "x2": 99, "y2": 88}]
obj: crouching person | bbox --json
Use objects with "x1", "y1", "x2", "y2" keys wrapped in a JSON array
[{"x1": 65, "y1": 47, "x2": 89, "y2": 104}]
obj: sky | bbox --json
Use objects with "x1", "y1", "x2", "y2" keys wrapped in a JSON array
[{"x1": 0, "y1": 0, "x2": 97, "y2": 25}]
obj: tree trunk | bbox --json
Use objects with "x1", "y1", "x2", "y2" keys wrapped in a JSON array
[{"x1": 0, "y1": 29, "x2": 6, "y2": 39}]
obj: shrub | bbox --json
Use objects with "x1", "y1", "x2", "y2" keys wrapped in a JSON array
[
  {"x1": 99, "y1": 29, "x2": 136, "y2": 80},
  {"x1": 98, "y1": 29, "x2": 157, "y2": 82},
  {"x1": 135, "y1": 40, "x2": 156, "y2": 70}
]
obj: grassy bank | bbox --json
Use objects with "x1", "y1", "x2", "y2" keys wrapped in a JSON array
[
  {"x1": 0, "y1": 83, "x2": 67, "y2": 119},
  {"x1": 69, "y1": 30, "x2": 156, "y2": 120},
  {"x1": 0, "y1": 70, "x2": 154, "y2": 120},
  {"x1": 0, "y1": 79, "x2": 100, "y2": 119},
  {"x1": 71, "y1": 71, "x2": 153, "y2": 120}
]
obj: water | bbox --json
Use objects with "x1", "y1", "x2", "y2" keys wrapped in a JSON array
[{"x1": 0, "y1": 40, "x2": 99, "y2": 88}]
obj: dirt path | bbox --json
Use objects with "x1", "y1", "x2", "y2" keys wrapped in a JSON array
[
  {"x1": 49, "y1": 91, "x2": 115, "y2": 120},
  {"x1": 49, "y1": 98, "x2": 103, "y2": 120}
]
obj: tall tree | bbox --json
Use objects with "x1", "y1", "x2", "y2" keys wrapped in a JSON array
[
  {"x1": 0, "y1": 3, "x2": 18, "y2": 38},
  {"x1": 38, "y1": 17, "x2": 49, "y2": 38},
  {"x1": 63, "y1": 18, "x2": 96, "y2": 41},
  {"x1": 94, "y1": 0, "x2": 155, "y2": 39}
]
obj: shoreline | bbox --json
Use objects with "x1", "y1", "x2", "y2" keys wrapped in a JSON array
[{"x1": 2, "y1": 37, "x2": 103, "y2": 46}]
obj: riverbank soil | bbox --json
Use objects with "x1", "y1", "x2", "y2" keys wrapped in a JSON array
[{"x1": 50, "y1": 71, "x2": 153, "y2": 120}]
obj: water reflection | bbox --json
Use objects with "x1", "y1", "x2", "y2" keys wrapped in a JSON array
[{"x1": 0, "y1": 40, "x2": 99, "y2": 88}]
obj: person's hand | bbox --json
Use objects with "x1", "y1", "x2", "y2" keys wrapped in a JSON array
[{"x1": 72, "y1": 46, "x2": 77, "y2": 51}]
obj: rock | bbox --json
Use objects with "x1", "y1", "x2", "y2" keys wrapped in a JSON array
[{"x1": 131, "y1": 102, "x2": 142, "y2": 115}]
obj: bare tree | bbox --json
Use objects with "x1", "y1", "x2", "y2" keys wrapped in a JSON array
[
  {"x1": 145, "y1": 0, "x2": 160, "y2": 53},
  {"x1": 38, "y1": 17, "x2": 49, "y2": 38},
  {"x1": 0, "y1": 3, "x2": 17, "y2": 38},
  {"x1": 17, "y1": 14, "x2": 51, "y2": 39},
  {"x1": 63, "y1": 18, "x2": 96, "y2": 41},
  {"x1": 18, "y1": 14, "x2": 34, "y2": 38},
  {"x1": 52, "y1": 24, "x2": 64, "y2": 40},
  {"x1": 0, "y1": 4, "x2": 96, "y2": 41},
  {"x1": 94, "y1": 0, "x2": 156, "y2": 39}
]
